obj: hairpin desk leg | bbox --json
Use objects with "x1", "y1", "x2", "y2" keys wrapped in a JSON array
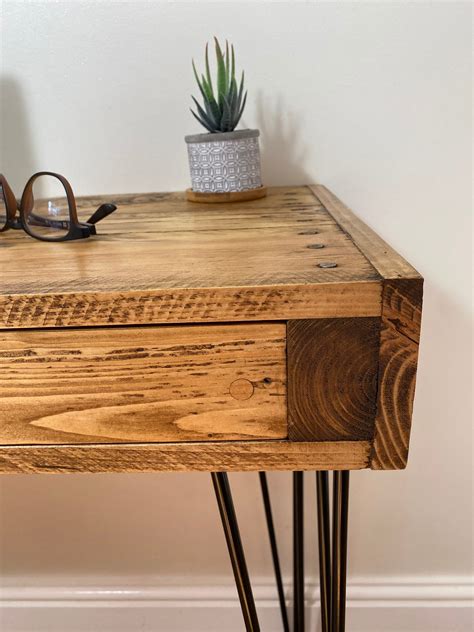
[
  {"x1": 316, "y1": 471, "x2": 332, "y2": 632},
  {"x1": 293, "y1": 471, "x2": 305, "y2": 632},
  {"x1": 213, "y1": 470, "x2": 349, "y2": 632},
  {"x1": 332, "y1": 471, "x2": 350, "y2": 632},
  {"x1": 211, "y1": 472, "x2": 260, "y2": 632},
  {"x1": 259, "y1": 472, "x2": 290, "y2": 632}
]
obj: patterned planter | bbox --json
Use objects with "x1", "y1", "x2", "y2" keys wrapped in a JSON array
[{"x1": 185, "y1": 129, "x2": 262, "y2": 194}]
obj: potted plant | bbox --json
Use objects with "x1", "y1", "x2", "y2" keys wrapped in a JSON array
[{"x1": 185, "y1": 38, "x2": 266, "y2": 203}]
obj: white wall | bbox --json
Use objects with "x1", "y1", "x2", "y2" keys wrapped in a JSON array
[{"x1": 1, "y1": 1, "x2": 472, "y2": 629}]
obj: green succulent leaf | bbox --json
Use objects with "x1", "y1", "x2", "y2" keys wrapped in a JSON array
[
  {"x1": 205, "y1": 43, "x2": 214, "y2": 97},
  {"x1": 192, "y1": 61, "x2": 207, "y2": 101},
  {"x1": 225, "y1": 40, "x2": 231, "y2": 92},
  {"x1": 233, "y1": 90, "x2": 247, "y2": 129},
  {"x1": 229, "y1": 77, "x2": 238, "y2": 110},
  {"x1": 201, "y1": 76, "x2": 221, "y2": 120},
  {"x1": 192, "y1": 96, "x2": 218, "y2": 130},
  {"x1": 202, "y1": 75, "x2": 216, "y2": 103},
  {"x1": 231, "y1": 45, "x2": 235, "y2": 84},
  {"x1": 237, "y1": 71, "x2": 245, "y2": 106},
  {"x1": 221, "y1": 95, "x2": 234, "y2": 132},
  {"x1": 203, "y1": 102, "x2": 220, "y2": 129},
  {"x1": 214, "y1": 37, "x2": 227, "y2": 108},
  {"x1": 190, "y1": 108, "x2": 214, "y2": 133}
]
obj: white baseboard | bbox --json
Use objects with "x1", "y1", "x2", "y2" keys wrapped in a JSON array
[{"x1": 0, "y1": 576, "x2": 472, "y2": 632}]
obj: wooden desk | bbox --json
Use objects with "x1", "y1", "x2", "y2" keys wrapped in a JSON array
[{"x1": 0, "y1": 185, "x2": 423, "y2": 632}]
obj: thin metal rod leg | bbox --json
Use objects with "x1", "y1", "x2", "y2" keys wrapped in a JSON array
[
  {"x1": 211, "y1": 472, "x2": 260, "y2": 632},
  {"x1": 259, "y1": 472, "x2": 290, "y2": 632},
  {"x1": 316, "y1": 471, "x2": 331, "y2": 632},
  {"x1": 331, "y1": 471, "x2": 350, "y2": 632},
  {"x1": 293, "y1": 471, "x2": 305, "y2": 632}
]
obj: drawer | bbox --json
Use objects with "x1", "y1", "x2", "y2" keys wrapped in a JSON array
[{"x1": 0, "y1": 324, "x2": 287, "y2": 445}]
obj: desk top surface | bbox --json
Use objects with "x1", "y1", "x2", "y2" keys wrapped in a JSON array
[{"x1": 0, "y1": 185, "x2": 419, "y2": 329}]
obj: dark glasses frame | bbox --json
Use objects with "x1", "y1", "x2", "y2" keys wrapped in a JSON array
[{"x1": 0, "y1": 171, "x2": 116, "y2": 242}]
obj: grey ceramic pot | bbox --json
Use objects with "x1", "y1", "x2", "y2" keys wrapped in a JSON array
[{"x1": 185, "y1": 129, "x2": 262, "y2": 193}]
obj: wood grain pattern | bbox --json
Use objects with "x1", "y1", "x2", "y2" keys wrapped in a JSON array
[
  {"x1": 370, "y1": 279, "x2": 423, "y2": 469},
  {"x1": 310, "y1": 185, "x2": 423, "y2": 469},
  {"x1": 0, "y1": 323, "x2": 287, "y2": 445},
  {"x1": 0, "y1": 187, "x2": 381, "y2": 329},
  {"x1": 0, "y1": 440, "x2": 371, "y2": 473},
  {"x1": 287, "y1": 318, "x2": 380, "y2": 441},
  {"x1": 0, "y1": 283, "x2": 382, "y2": 329},
  {"x1": 309, "y1": 185, "x2": 421, "y2": 280}
]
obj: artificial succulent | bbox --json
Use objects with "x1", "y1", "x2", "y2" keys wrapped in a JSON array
[{"x1": 191, "y1": 38, "x2": 247, "y2": 133}]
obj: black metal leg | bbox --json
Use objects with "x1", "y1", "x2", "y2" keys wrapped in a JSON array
[
  {"x1": 211, "y1": 472, "x2": 260, "y2": 632},
  {"x1": 331, "y1": 471, "x2": 350, "y2": 632},
  {"x1": 316, "y1": 471, "x2": 331, "y2": 632},
  {"x1": 214, "y1": 469, "x2": 349, "y2": 632},
  {"x1": 259, "y1": 472, "x2": 290, "y2": 632},
  {"x1": 293, "y1": 471, "x2": 305, "y2": 632}
]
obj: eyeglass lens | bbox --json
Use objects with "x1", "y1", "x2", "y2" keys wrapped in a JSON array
[{"x1": 25, "y1": 175, "x2": 71, "y2": 239}]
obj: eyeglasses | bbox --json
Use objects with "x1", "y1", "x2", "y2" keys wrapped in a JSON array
[{"x1": 0, "y1": 172, "x2": 117, "y2": 242}]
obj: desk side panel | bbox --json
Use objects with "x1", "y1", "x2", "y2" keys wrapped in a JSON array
[
  {"x1": 370, "y1": 278, "x2": 423, "y2": 469},
  {"x1": 309, "y1": 185, "x2": 424, "y2": 469}
]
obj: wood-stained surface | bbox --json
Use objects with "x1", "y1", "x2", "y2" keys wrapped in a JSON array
[
  {"x1": 0, "y1": 187, "x2": 381, "y2": 329},
  {"x1": 310, "y1": 185, "x2": 423, "y2": 469},
  {"x1": 0, "y1": 323, "x2": 287, "y2": 445},
  {"x1": 287, "y1": 318, "x2": 380, "y2": 441},
  {"x1": 0, "y1": 184, "x2": 423, "y2": 472},
  {"x1": 0, "y1": 284, "x2": 381, "y2": 330},
  {"x1": 309, "y1": 185, "x2": 420, "y2": 280},
  {"x1": 0, "y1": 440, "x2": 371, "y2": 473},
  {"x1": 370, "y1": 279, "x2": 423, "y2": 469}
]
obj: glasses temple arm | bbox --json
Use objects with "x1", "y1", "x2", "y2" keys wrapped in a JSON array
[
  {"x1": 86, "y1": 203, "x2": 117, "y2": 225},
  {"x1": 27, "y1": 212, "x2": 71, "y2": 231},
  {"x1": 27, "y1": 203, "x2": 116, "y2": 229}
]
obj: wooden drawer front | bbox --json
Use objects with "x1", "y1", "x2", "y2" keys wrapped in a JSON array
[{"x1": 0, "y1": 324, "x2": 287, "y2": 445}]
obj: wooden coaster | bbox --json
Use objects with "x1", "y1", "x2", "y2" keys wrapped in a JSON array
[{"x1": 186, "y1": 186, "x2": 267, "y2": 204}]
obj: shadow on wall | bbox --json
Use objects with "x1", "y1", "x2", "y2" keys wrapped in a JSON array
[
  {"x1": 0, "y1": 76, "x2": 37, "y2": 189},
  {"x1": 254, "y1": 91, "x2": 314, "y2": 187}
]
